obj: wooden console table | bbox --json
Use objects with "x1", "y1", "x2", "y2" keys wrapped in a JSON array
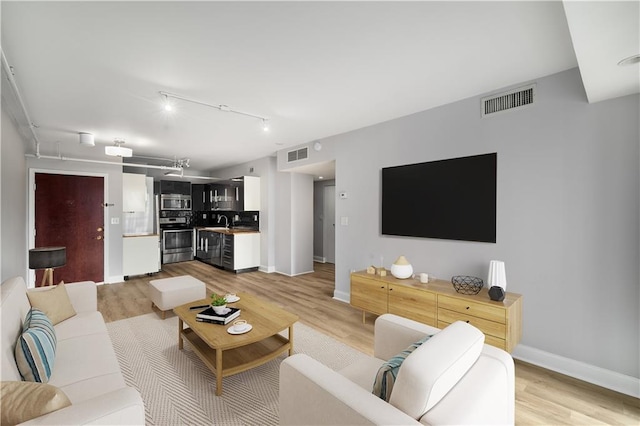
[{"x1": 350, "y1": 271, "x2": 522, "y2": 352}]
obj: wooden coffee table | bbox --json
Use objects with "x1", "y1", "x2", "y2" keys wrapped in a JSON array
[{"x1": 173, "y1": 292, "x2": 298, "y2": 395}]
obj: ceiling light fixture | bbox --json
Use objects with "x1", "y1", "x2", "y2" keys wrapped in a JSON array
[
  {"x1": 79, "y1": 132, "x2": 95, "y2": 147},
  {"x1": 105, "y1": 139, "x2": 133, "y2": 157},
  {"x1": 159, "y1": 91, "x2": 270, "y2": 130},
  {"x1": 618, "y1": 54, "x2": 640, "y2": 66}
]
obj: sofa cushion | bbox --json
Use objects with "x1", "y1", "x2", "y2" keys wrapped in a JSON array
[
  {"x1": 389, "y1": 321, "x2": 485, "y2": 419},
  {"x1": 27, "y1": 282, "x2": 77, "y2": 325},
  {"x1": 49, "y1": 331, "x2": 125, "y2": 404},
  {"x1": 339, "y1": 356, "x2": 386, "y2": 391},
  {"x1": 1, "y1": 381, "x2": 71, "y2": 425},
  {"x1": 15, "y1": 308, "x2": 57, "y2": 383},
  {"x1": 372, "y1": 335, "x2": 432, "y2": 401},
  {"x1": 54, "y1": 311, "x2": 108, "y2": 342}
]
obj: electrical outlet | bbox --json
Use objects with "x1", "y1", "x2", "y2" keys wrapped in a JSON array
[
  {"x1": 340, "y1": 216, "x2": 349, "y2": 226},
  {"x1": 111, "y1": 217, "x2": 120, "y2": 225}
]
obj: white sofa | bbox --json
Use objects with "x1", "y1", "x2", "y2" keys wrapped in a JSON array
[
  {"x1": 1, "y1": 276, "x2": 145, "y2": 425},
  {"x1": 280, "y1": 314, "x2": 515, "y2": 425}
]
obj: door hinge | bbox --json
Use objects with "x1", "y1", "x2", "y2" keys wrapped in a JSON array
[
  {"x1": 33, "y1": 183, "x2": 36, "y2": 191},
  {"x1": 34, "y1": 229, "x2": 36, "y2": 236}
]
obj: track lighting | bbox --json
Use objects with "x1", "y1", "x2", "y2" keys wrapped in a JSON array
[
  {"x1": 105, "y1": 139, "x2": 133, "y2": 157},
  {"x1": 159, "y1": 91, "x2": 270, "y2": 131}
]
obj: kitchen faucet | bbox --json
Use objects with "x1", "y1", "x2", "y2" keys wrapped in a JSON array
[{"x1": 217, "y1": 215, "x2": 229, "y2": 228}]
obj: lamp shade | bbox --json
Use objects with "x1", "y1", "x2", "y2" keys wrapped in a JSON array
[
  {"x1": 487, "y1": 260, "x2": 507, "y2": 290},
  {"x1": 29, "y1": 247, "x2": 66, "y2": 270}
]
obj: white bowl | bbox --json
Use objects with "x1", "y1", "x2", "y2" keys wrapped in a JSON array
[
  {"x1": 391, "y1": 263, "x2": 413, "y2": 279},
  {"x1": 211, "y1": 305, "x2": 227, "y2": 314}
]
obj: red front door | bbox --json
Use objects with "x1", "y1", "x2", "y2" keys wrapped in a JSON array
[{"x1": 34, "y1": 173, "x2": 105, "y2": 285}]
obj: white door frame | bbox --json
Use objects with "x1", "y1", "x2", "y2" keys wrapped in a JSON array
[
  {"x1": 28, "y1": 168, "x2": 110, "y2": 287},
  {"x1": 322, "y1": 185, "x2": 336, "y2": 264}
]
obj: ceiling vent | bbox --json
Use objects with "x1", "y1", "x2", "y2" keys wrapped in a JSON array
[
  {"x1": 287, "y1": 147, "x2": 309, "y2": 163},
  {"x1": 481, "y1": 84, "x2": 535, "y2": 117}
]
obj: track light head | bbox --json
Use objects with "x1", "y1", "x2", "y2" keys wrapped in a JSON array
[
  {"x1": 163, "y1": 94, "x2": 173, "y2": 111},
  {"x1": 262, "y1": 119, "x2": 270, "y2": 132}
]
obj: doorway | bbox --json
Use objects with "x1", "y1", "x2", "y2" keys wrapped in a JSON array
[{"x1": 32, "y1": 172, "x2": 105, "y2": 285}]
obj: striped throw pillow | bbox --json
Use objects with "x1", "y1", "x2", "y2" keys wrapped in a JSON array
[
  {"x1": 372, "y1": 335, "x2": 432, "y2": 401},
  {"x1": 15, "y1": 309, "x2": 57, "y2": 383}
]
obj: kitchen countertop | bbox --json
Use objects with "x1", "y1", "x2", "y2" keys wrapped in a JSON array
[
  {"x1": 123, "y1": 233, "x2": 160, "y2": 238},
  {"x1": 196, "y1": 227, "x2": 260, "y2": 235}
]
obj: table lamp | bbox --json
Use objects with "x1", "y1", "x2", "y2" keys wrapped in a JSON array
[{"x1": 29, "y1": 247, "x2": 66, "y2": 287}]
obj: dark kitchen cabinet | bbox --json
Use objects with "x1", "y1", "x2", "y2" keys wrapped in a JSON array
[
  {"x1": 192, "y1": 184, "x2": 209, "y2": 211},
  {"x1": 160, "y1": 180, "x2": 191, "y2": 195}
]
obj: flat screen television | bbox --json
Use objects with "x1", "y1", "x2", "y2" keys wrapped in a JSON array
[{"x1": 381, "y1": 153, "x2": 496, "y2": 243}]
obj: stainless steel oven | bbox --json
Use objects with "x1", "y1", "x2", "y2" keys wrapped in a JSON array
[
  {"x1": 160, "y1": 194, "x2": 191, "y2": 211},
  {"x1": 161, "y1": 229, "x2": 193, "y2": 264}
]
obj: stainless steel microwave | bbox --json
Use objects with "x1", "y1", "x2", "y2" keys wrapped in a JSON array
[{"x1": 160, "y1": 194, "x2": 191, "y2": 211}]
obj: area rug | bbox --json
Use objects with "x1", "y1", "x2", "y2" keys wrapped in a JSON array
[{"x1": 106, "y1": 313, "x2": 369, "y2": 425}]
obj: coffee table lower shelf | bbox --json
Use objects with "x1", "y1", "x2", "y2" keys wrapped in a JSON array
[{"x1": 180, "y1": 327, "x2": 291, "y2": 395}]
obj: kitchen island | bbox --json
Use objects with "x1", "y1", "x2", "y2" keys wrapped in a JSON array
[{"x1": 195, "y1": 227, "x2": 260, "y2": 273}]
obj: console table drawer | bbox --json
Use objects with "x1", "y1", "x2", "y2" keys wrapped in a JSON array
[
  {"x1": 437, "y1": 308, "x2": 506, "y2": 339},
  {"x1": 389, "y1": 285, "x2": 436, "y2": 326},
  {"x1": 438, "y1": 295, "x2": 506, "y2": 324},
  {"x1": 438, "y1": 320, "x2": 507, "y2": 351}
]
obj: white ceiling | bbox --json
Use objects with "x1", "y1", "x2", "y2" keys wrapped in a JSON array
[{"x1": 2, "y1": 1, "x2": 638, "y2": 178}]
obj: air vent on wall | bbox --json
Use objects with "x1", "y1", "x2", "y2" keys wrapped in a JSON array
[
  {"x1": 481, "y1": 84, "x2": 535, "y2": 117},
  {"x1": 287, "y1": 147, "x2": 309, "y2": 163}
]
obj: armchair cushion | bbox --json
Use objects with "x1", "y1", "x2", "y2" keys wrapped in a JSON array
[
  {"x1": 26, "y1": 282, "x2": 76, "y2": 325},
  {"x1": 372, "y1": 335, "x2": 432, "y2": 401},
  {"x1": 390, "y1": 321, "x2": 485, "y2": 419},
  {"x1": 1, "y1": 381, "x2": 71, "y2": 425},
  {"x1": 15, "y1": 309, "x2": 57, "y2": 383}
]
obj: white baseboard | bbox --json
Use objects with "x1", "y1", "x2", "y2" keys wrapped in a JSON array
[
  {"x1": 512, "y1": 344, "x2": 640, "y2": 398},
  {"x1": 333, "y1": 289, "x2": 350, "y2": 303},
  {"x1": 259, "y1": 265, "x2": 276, "y2": 273},
  {"x1": 313, "y1": 256, "x2": 326, "y2": 263},
  {"x1": 105, "y1": 275, "x2": 124, "y2": 284},
  {"x1": 275, "y1": 269, "x2": 314, "y2": 277}
]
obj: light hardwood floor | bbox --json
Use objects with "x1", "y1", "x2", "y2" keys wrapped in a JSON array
[{"x1": 98, "y1": 260, "x2": 639, "y2": 425}]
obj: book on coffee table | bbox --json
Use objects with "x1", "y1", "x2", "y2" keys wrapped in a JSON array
[{"x1": 196, "y1": 307, "x2": 241, "y2": 325}]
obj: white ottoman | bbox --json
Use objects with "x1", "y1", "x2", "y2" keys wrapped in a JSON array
[{"x1": 149, "y1": 275, "x2": 206, "y2": 319}]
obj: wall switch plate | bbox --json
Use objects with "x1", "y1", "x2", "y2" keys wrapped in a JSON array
[
  {"x1": 340, "y1": 216, "x2": 349, "y2": 226},
  {"x1": 339, "y1": 192, "x2": 348, "y2": 199},
  {"x1": 111, "y1": 217, "x2": 120, "y2": 225}
]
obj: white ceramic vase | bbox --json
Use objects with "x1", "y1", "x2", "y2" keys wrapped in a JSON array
[
  {"x1": 390, "y1": 255, "x2": 413, "y2": 279},
  {"x1": 487, "y1": 260, "x2": 507, "y2": 290}
]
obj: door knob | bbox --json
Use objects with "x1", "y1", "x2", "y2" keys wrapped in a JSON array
[
  {"x1": 97, "y1": 227, "x2": 103, "y2": 232},
  {"x1": 96, "y1": 235, "x2": 103, "y2": 240}
]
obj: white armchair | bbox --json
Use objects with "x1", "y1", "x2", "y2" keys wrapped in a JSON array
[{"x1": 279, "y1": 314, "x2": 515, "y2": 425}]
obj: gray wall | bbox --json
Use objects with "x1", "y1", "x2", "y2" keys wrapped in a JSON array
[
  {"x1": 313, "y1": 179, "x2": 335, "y2": 260},
  {"x1": 273, "y1": 171, "x2": 314, "y2": 275},
  {"x1": 1, "y1": 101, "x2": 28, "y2": 282},
  {"x1": 280, "y1": 68, "x2": 639, "y2": 381}
]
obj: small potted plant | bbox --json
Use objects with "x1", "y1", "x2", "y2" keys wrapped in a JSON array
[{"x1": 210, "y1": 294, "x2": 227, "y2": 314}]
